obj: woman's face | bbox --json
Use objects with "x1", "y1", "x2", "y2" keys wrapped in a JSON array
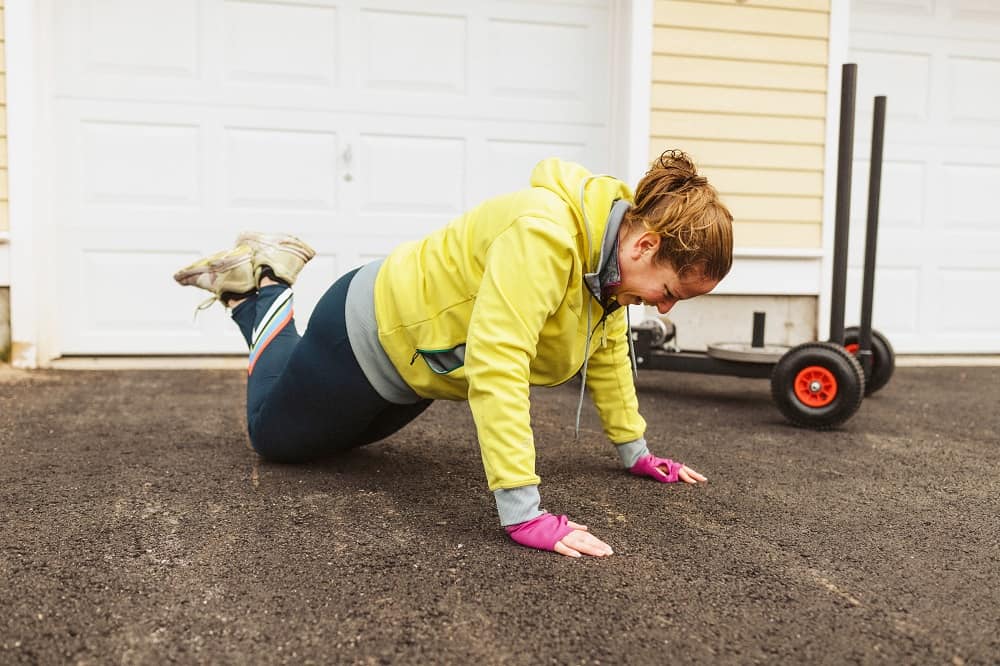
[{"x1": 613, "y1": 231, "x2": 719, "y2": 314}]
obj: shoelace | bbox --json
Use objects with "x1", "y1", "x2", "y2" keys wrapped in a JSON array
[{"x1": 193, "y1": 294, "x2": 219, "y2": 320}]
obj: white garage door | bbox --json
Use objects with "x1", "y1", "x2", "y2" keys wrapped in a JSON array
[
  {"x1": 848, "y1": 0, "x2": 1000, "y2": 353},
  {"x1": 50, "y1": 0, "x2": 613, "y2": 354}
]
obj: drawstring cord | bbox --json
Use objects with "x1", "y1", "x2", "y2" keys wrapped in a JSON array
[
  {"x1": 573, "y1": 174, "x2": 612, "y2": 439},
  {"x1": 626, "y1": 306, "x2": 638, "y2": 379},
  {"x1": 575, "y1": 304, "x2": 592, "y2": 439}
]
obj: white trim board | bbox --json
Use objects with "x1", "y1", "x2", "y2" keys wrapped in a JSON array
[
  {"x1": 0, "y1": 253, "x2": 9, "y2": 287},
  {"x1": 0, "y1": 235, "x2": 9, "y2": 286},
  {"x1": 622, "y1": 0, "x2": 653, "y2": 188},
  {"x1": 5, "y1": 0, "x2": 43, "y2": 367},
  {"x1": 819, "y1": 0, "x2": 852, "y2": 343},
  {"x1": 715, "y1": 252, "x2": 821, "y2": 296}
]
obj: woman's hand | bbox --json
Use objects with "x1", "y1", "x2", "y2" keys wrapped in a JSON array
[
  {"x1": 505, "y1": 513, "x2": 613, "y2": 557},
  {"x1": 630, "y1": 453, "x2": 708, "y2": 485},
  {"x1": 554, "y1": 521, "x2": 614, "y2": 558}
]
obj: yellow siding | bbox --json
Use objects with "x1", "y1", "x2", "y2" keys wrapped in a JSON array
[
  {"x1": 734, "y1": 221, "x2": 822, "y2": 247},
  {"x1": 690, "y1": 0, "x2": 827, "y2": 10},
  {"x1": 0, "y1": 0, "x2": 6, "y2": 232},
  {"x1": 652, "y1": 83, "x2": 826, "y2": 116},
  {"x1": 650, "y1": 0, "x2": 830, "y2": 249},
  {"x1": 654, "y1": 27, "x2": 828, "y2": 64},
  {"x1": 699, "y1": 166, "x2": 823, "y2": 196}
]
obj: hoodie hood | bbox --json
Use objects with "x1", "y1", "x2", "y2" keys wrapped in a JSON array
[{"x1": 529, "y1": 159, "x2": 634, "y2": 273}]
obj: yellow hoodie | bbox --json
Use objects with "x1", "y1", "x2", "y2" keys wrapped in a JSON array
[{"x1": 373, "y1": 159, "x2": 647, "y2": 491}]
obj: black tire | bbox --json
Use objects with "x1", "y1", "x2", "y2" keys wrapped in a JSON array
[
  {"x1": 843, "y1": 326, "x2": 895, "y2": 395},
  {"x1": 770, "y1": 342, "x2": 865, "y2": 430}
]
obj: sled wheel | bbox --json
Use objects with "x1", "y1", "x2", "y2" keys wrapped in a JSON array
[
  {"x1": 843, "y1": 326, "x2": 895, "y2": 395},
  {"x1": 793, "y1": 366, "x2": 838, "y2": 407},
  {"x1": 771, "y1": 342, "x2": 865, "y2": 430}
]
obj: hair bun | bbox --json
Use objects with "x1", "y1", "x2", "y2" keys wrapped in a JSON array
[{"x1": 653, "y1": 149, "x2": 698, "y2": 178}]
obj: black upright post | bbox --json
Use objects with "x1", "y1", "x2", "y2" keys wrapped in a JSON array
[
  {"x1": 858, "y1": 96, "x2": 887, "y2": 378},
  {"x1": 829, "y1": 63, "x2": 857, "y2": 346},
  {"x1": 752, "y1": 311, "x2": 765, "y2": 348}
]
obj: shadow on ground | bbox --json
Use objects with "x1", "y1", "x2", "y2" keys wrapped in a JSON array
[{"x1": 1, "y1": 365, "x2": 998, "y2": 664}]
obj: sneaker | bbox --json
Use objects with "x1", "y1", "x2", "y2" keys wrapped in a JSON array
[
  {"x1": 235, "y1": 231, "x2": 316, "y2": 287},
  {"x1": 173, "y1": 245, "x2": 256, "y2": 310}
]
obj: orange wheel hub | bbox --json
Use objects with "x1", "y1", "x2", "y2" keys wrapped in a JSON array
[
  {"x1": 845, "y1": 343, "x2": 859, "y2": 354},
  {"x1": 793, "y1": 365, "x2": 838, "y2": 407}
]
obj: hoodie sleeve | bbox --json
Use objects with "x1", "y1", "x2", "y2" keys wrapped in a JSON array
[
  {"x1": 464, "y1": 217, "x2": 576, "y2": 492},
  {"x1": 584, "y1": 307, "x2": 647, "y2": 444}
]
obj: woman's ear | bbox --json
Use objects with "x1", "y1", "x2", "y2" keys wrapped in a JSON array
[{"x1": 636, "y1": 232, "x2": 660, "y2": 259}]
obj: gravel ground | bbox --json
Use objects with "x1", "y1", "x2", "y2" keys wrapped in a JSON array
[{"x1": 1, "y1": 364, "x2": 998, "y2": 664}]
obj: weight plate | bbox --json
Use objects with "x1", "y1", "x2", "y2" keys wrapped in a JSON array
[{"x1": 706, "y1": 342, "x2": 790, "y2": 364}]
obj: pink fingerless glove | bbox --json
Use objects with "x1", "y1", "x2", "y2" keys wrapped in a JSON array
[
  {"x1": 630, "y1": 453, "x2": 684, "y2": 483},
  {"x1": 505, "y1": 512, "x2": 575, "y2": 551}
]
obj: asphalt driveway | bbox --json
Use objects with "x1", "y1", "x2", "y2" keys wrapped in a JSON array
[{"x1": 1, "y1": 364, "x2": 998, "y2": 664}]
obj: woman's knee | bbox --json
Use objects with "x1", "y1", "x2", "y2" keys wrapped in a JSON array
[{"x1": 248, "y1": 433, "x2": 318, "y2": 464}]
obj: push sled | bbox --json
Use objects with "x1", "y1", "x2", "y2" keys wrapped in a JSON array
[{"x1": 630, "y1": 64, "x2": 894, "y2": 430}]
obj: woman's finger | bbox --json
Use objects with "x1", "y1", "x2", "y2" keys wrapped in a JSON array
[
  {"x1": 680, "y1": 466, "x2": 707, "y2": 484},
  {"x1": 566, "y1": 520, "x2": 589, "y2": 531},
  {"x1": 553, "y1": 541, "x2": 582, "y2": 558},
  {"x1": 561, "y1": 530, "x2": 614, "y2": 557}
]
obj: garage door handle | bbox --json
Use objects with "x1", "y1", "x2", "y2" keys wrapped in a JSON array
[{"x1": 342, "y1": 145, "x2": 353, "y2": 182}]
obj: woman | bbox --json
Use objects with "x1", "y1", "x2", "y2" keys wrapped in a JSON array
[{"x1": 174, "y1": 150, "x2": 733, "y2": 558}]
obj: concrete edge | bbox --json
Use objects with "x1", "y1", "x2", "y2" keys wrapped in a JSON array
[
  {"x1": 48, "y1": 356, "x2": 247, "y2": 370},
  {"x1": 39, "y1": 354, "x2": 1000, "y2": 371},
  {"x1": 894, "y1": 355, "x2": 1000, "y2": 368}
]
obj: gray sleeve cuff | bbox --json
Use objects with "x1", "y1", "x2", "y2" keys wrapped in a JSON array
[
  {"x1": 494, "y1": 485, "x2": 543, "y2": 526},
  {"x1": 615, "y1": 437, "x2": 650, "y2": 469}
]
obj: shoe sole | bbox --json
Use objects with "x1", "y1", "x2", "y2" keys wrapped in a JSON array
[
  {"x1": 173, "y1": 252, "x2": 253, "y2": 285},
  {"x1": 236, "y1": 232, "x2": 316, "y2": 262}
]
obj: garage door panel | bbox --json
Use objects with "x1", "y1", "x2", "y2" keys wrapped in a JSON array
[
  {"x1": 849, "y1": 46, "x2": 932, "y2": 123},
  {"x1": 488, "y1": 19, "x2": 593, "y2": 102},
  {"x1": 81, "y1": 249, "x2": 203, "y2": 332},
  {"x1": 948, "y1": 55, "x2": 1000, "y2": 123},
  {"x1": 66, "y1": 243, "x2": 245, "y2": 355},
  {"x1": 78, "y1": 0, "x2": 200, "y2": 79},
  {"x1": 940, "y1": 163, "x2": 1000, "y2": 230},
  {"x1": 849, "y1": 159, "x2": 926, "y2": 232},
  {"x1": 936, "y1": 268, "x2": 1000, "y2": 332},
  {"x1": 223, "y1": 0, "x2": 339, "y2": 87},
  {"x1": 360, "y1": 9, "x2": 466, "y2": 93},
  {"x1": 483, "y1": 139, "x2": 588, "y2": 201},
  {"x1": 224, "y1": 127, "x2": 341, "y2": 211},
  {"x1": 845, "y1": 266, "x2": 921, "y2": 335},
  {"x1": 77, "y1": 120, "x2": 203, "y2": 208},
  {"x1": 358, "y1": 134, "x2": 466, "y2": 216}
]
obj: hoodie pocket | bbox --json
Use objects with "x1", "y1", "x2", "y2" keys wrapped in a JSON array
[{"x1": 411, "y1": 343, "x2": 467, "y2": 375}]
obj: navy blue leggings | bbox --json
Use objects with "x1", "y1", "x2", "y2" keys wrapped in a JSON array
[{"x1": 230, "y1": 269, "x2": 432, "y2": 463}]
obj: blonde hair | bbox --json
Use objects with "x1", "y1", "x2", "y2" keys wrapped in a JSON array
[{"x1": 625, "y1": 149, "x2": 733, "y2": 282}]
